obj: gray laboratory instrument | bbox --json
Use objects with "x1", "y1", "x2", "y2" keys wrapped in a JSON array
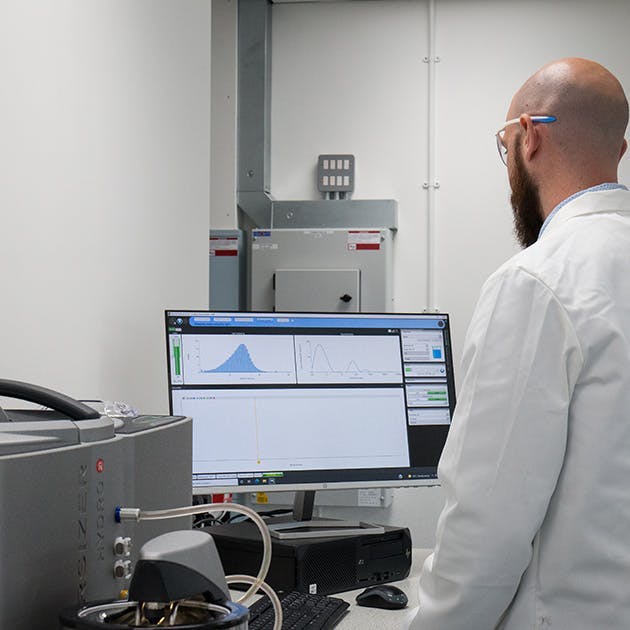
[
  {"x1": 60, "y1": 530, "x2": 249, "y2": 629},
  {"x1": 0, "y1": 379, "x2": 192, "y2": 630}
]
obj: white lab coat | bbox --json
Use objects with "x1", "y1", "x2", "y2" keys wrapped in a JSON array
[{"x1": 411, "y1": 188, "x2": 630, "y2": 630}]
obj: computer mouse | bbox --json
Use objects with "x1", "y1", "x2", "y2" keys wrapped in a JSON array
[{"x1": 355, "y1": 584, "x2": 408, "y2": 610}]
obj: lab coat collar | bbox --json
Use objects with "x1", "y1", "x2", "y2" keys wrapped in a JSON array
[{"x1": 539, "y1": 187, "x2": 630, "y2": 240}]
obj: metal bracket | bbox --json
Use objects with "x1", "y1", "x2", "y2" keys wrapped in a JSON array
[{"x1": 271, "y1": 199, "x2": 397, "y2": 230}]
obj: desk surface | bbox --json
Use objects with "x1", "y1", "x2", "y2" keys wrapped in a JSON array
[
  {"x1": 231, "y1": 548, "x2": 430, "y2": 630},
  {"x1": 333, "y1": 547, "x2": 429, "y2": 629}
]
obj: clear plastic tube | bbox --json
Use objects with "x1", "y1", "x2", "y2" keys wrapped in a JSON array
[
  {"x1": 226, "y1": 575, "x2": 282, "y2": 630},
  {"x1": 117, "y1": 502, "x2": 271, "y2": 605}
]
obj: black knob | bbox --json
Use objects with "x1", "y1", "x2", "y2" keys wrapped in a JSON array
[{"x1": 339, "y1": 294, "x2": 353, "y2": 303}]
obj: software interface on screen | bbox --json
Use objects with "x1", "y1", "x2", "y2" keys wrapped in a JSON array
[{"x1": 166, "y1": 311, "x2": 456, "y2": 492}]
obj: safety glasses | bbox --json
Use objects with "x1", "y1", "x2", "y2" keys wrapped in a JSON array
[{"x1": 495, "y1": 115, "x2": 557, "y2": 165}]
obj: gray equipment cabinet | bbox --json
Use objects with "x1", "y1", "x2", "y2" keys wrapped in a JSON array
[
  {"x1": 249, "y1": 228, "x2": 394, "y2": 313},
  {"x1": 209, "y1": 229, "x2": 246, "y2": 311}
]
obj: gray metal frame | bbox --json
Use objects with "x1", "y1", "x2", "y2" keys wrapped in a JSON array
[
  {"x1": 271, "y1": 199, "x2": 397, "y2": 230},
  {"x1": 236, "y1": 0, "x2": 396, "y2": 232},
  {"x1": 237, "y1": 0, "x2": 273, "y2": 228}
]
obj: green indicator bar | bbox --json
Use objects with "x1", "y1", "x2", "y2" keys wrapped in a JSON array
[
  {"x1": 427, "y1": 390, "x2": 446, "y2": 395},
  {"x1": 263, "y1": 472, "x2": 284, "y2": 478},
  {"x1": 173, "y1": 339, "x2": 181, "y2": 376}
]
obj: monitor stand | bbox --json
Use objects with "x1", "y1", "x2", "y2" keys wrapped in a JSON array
[{"x1": 267, "y1": 490, "x2": 385, "y2": 540}]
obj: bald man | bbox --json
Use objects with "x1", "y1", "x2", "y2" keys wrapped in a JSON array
[{"x1": 410, "y1": 59, "x2": 630, "y2": 629}]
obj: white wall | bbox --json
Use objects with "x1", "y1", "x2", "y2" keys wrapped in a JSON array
[
  {"x1": 434, "y1": 0, "x2": 630, "y2": 362},
  {"x1": 271, "y1": 1, "x2": 431, "y2": 311},
  {"x1": 19, "y1": 0, "x2": 621, "y2": 547},
  {"x1": 0, "y1": 1, "x2": 211, "y2": 413},
  {"x1": 5, "y1": 0, "x2": 625, "y2": 542},
  {"x1": 269, "y1": 0, "x2": 630, "y2": 368},
  {"x1": 259, "y1": 0, "x2": 630, "y2": 547}
]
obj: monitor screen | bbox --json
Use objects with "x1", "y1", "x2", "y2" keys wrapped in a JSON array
[{"x1": 165, "y1": 311, "x2": 455, "y2": 494}]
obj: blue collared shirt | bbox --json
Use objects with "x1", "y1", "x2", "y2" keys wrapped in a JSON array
[{"x1": 538, "y1": 183, "x2": 628, "y2": 239}]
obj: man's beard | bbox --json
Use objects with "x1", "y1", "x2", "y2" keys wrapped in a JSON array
[{"x1": 510, "y1": 145, "x2": 544, "y2": 248}]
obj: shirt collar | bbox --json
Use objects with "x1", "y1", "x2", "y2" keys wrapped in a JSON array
[{"x1": 538, "y1": 183, "x2": 629, "y2": 239}]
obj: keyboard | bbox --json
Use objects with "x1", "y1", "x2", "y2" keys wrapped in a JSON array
[{"x1": 247, "y1": 590, "x2": 350, "y2": 630}]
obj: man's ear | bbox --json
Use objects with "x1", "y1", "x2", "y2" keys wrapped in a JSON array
[
  {"x1": 520, "y1": 114, "x2": 541, "y2": 161},
  {"x1": 619, "y1": 138, "x2": 628, "y2": 161}
]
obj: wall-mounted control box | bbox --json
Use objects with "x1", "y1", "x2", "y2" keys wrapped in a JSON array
[{"x1": 249, "y1": 228, "x2": 393, "y2": 312}]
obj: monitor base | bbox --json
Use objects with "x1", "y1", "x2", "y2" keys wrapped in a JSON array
[
  {"x1": 266, "y1": 489, "x2": 384, "y2": 539},
  {"x1": 268, "y1": 519, "x2": 385, "y2": 540}
]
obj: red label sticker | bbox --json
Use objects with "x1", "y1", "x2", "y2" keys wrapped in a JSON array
[
  {"x1": 212, "y1": 493, "x2": 233, "y2": 504},
  {"x1": 210, "y1": 237, "x2": 239, "y2": 257},
  {"x1": 96, "y1": 459, "x2": 104, "y2": 473},
  {"x1": 347, "y1": 230, "x2": 381, "y2": 251}
]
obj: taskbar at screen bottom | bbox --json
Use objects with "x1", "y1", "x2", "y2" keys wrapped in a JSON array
[{"x1": 192, "y1": 467, "x2": 438, "y2": 490}]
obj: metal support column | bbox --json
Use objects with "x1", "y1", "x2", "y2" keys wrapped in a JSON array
[{"x1": 237, "y1": 0, "x2": 273, "y2": 228}]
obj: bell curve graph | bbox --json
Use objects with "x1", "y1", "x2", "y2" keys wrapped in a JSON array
[
  {"x1": 210, "y1": 343, "x2": 263, "y2": 373},
  {"x1": 180, "y1": 334, "x2": 297, "y2": 385}
]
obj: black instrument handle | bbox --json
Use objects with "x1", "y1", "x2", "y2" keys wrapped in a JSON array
[{"x1": 0, "y1": 379, "x2": 100, "y2": 420}]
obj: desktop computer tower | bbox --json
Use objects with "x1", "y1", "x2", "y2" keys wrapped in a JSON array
[{"x1": 210, "y1": 521, "x2": 412, "y2": 595}]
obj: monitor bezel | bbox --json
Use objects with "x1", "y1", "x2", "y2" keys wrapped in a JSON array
[{"x1": 165, "y1": 310, "x2": 454, "y2": 495}]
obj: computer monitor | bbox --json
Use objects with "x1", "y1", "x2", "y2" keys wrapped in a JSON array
[{"x1": 166, "y1": 311, "x2": 455, "y2": 509}]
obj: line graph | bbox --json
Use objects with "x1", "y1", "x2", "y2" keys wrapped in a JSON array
[
  {"x1": 309, "y1": 342, "x2": 362, "y2": 373},
  {"x1": 172, "y1": 388, "x2": 410, "y2": 473},
  {"x1": 182, "y1": 334, "x2": 297, "y2": 385},
  {"x1": 295, "y1": 335, "x2": 402, "y2": 384}
]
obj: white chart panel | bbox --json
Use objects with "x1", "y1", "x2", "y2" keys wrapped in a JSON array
[
  {"x1": 408, "y1": 407, "x2": 451, "y2": 426},
  {"x1": 295, "y1": 335, "x2": 402, "y2": 384},
  {"x1": 172, "y1": 388, "x2": 409, "y2": 473},
  {"x1": 180, "y1": 334, "x2": 296, "y2": 385},
  {"x1": 406, "y1": 383, "x2": 449, "y2": 407},
  {"x1": 401, "y1": 330, "x2": 445, "y2": 362}
]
